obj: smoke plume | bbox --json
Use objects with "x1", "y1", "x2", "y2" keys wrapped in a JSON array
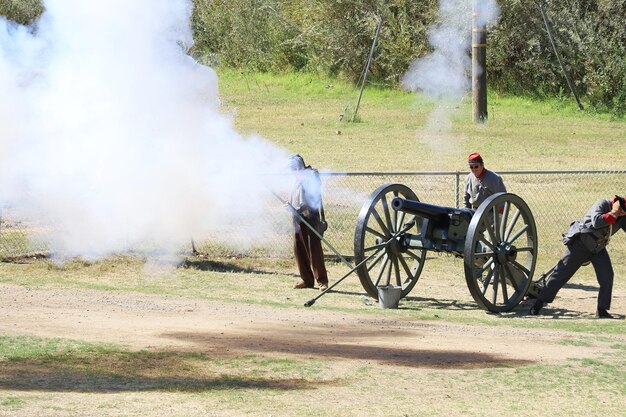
[
  {"x1": 401, "y1": 0, "x2": 500, "y2": 99},
  {"x1": 0, "y1": 0, "x2": 296, "y2": 260}
]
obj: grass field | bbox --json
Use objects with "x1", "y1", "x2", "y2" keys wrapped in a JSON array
[
  {"x1": 217, "y1": 69, "x2": 626, "y2": 172},
  {"x1": 1, "y1": 71, "x2": 625, "y2": 417}
]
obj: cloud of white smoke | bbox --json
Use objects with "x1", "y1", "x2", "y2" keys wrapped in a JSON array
[
  {"x1": 0, "y1": 0, "x2": 296, "y2": 260},
  {"x1": 401, "y1": 0, "x2": 500, "y2": 99},
  {"x1": 400, "y1": 0, "x2": 500, "y2": 151}
]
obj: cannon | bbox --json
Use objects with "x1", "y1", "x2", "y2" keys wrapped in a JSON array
[{"x1": 353, "y1": 184, "x2": 538, "y2": 312}]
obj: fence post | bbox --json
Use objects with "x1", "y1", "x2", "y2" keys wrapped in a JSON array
[{"x1": 455, "y1": 171, "x2": 460, "y2": 208}]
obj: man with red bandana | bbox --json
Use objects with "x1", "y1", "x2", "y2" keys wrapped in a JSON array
[
  {"x1": 530, "y1": 196, "x2": 626, "y2": 318},
  {"x1": 463, "y1": 152, "x2": 507, "y2": 209}
]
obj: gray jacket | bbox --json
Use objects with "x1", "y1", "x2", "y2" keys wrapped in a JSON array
[
  {"x1": 289, "y1": 167, "x2": 323, "y2": 219},
  {"x1": 463, "y1": 169, "x2": 507, "y2": 209},
  {"x1": 562, "y1": 198, "x2": 626, "y2": 253}
]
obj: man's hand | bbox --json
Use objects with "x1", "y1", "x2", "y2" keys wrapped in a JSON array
[
  {"x1": 297, "y1": 205, "x2": 311, "y2": 215},
  {"x1": 609, "y1": 199, "x2": 626, "y2": 218}
]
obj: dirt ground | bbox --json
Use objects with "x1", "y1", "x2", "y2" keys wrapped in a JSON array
[
  {"x1": 1, "y1": 283, "x2": 623, "y2": 366},
  {"x1": 0, "y1": 282, "x2": 625, "y2": 417}
]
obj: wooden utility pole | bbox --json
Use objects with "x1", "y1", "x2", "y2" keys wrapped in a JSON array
[{"x1": 472, "y1": 1, "x2": 488, "y2": 123}]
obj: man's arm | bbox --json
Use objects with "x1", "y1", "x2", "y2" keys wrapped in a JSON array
[
  {"x1": 315, "y1": 170, "x2": 325, "y2": 221},
  {"x1": 492, "y1": 174, "x2": 507, "y2": 213},
  {"x1": 497, "y1": 175, "x2": 507, "y2": 193},
  {"x1": 463, "y1": 175, "x2": 472, "y2": 208},
  {"x1": 601, "y1": 199, "x2": 626, "y2": 228},
  {"x1": 590, "y1": 199, "x2": 619, "y2": 229}
]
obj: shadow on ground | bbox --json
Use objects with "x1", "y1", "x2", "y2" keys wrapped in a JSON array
[
  {"x1": 162, "y1": 326, "x2": 534, "y2": 370},
  {"x1": 0, "y1": 350, "x2": 326, "y2": 393},
  {"x1": 180, "y1": 258, "x2": 276, "y2": 275}
]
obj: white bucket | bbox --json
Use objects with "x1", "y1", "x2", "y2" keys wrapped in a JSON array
[{"x1": 377, "y1": 285, "x2": 402, "y2": 309}]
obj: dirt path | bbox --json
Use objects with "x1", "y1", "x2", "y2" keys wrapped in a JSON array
[{"x1": 1, "y1": 283, "x2": 621, "y2": 368}]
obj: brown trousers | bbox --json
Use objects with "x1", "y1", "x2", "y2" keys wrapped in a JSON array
[{"x1": 293, "y1": 216, "x2": 328, "y2": 287}]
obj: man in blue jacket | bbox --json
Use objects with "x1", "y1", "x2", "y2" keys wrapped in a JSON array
[{"x1": 530, "y1": 196, "x2": 626, "y2": 318}]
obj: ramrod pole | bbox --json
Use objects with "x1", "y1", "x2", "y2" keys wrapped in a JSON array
[{"x1": 269, "y1": 189, "x2": 354, "y2": 270}]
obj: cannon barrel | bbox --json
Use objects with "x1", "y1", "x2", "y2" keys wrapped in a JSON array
[{"x1": 391, "y1": 197, "x2": 456, "y2": 220}]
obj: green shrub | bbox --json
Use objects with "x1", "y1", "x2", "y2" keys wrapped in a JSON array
[
  {"x1": 0, "y1": 0, "x2": 42, "y2": 25},
  {"x1": 488, "y1": 0, "x2": 626, "y2": 115},
  {"x1": 1, "y1": 0, "x2": 622, "y2": 114},
  {"x1": 191, "y1": 0, "x2": 624, "y2": 114},
  {"x1": 191, "y1": 0, "x2": 306, "y2": 71},
  {"x1": 191, "y1": 0, "x2": 437, "y2": 84}
]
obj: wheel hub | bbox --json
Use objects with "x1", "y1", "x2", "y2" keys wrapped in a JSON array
[
  {"x1": 377, "y1": 233, "x2": 411, "y2": 255},
  {"x1": 496, "y1": 243, "x2": 517, "y2": 264},
  {"x1": 388, "y1": 236, "x2": 402, "y2": 255}
]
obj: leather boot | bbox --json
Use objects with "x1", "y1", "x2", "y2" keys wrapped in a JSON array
[
  {"x1": 529, "y1": 300, "x2": 544, "y2": 315},
  {"x1": 293, "y1": 280, "x2": 311, "y2": 289},
  {"x1": 595, "y1": 308, "x2": 614, "y2": 319}
]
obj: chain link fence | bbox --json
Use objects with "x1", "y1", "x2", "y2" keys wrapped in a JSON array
[
  {"x1": 1, "y1": 171, "x2": 625, "y2": 272},
  {"x1": 0, "y1": 215, "x2": 48, "y2": 260}
]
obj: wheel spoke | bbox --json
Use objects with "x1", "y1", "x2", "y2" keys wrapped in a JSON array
[
  {"x1": 503, "y1": 263, "x2": 523, "y2": 292},
  {"x1": 385, "y1": 255, "x2": 393, "y2": 286},
  {"x1": 398, "y1": 255, "x2": 413, "y2": 278},
  {"x1": 478, "y1": 235, "x2": 497, "y2": 252},
  {"x1": 499, "y1": 265, "x2": 509, "y2": 303},
  {"x1": 504, "y1": 208, "x2": 521, "y2": 241},
  {"x1": 374, "y1": 255, "x2": 389, "y2": 287},
  {"x1": 510, "y1": 259, "x2": 530, "y2": 276},
  {"x1": 493, "y1": 206, "x2": 502, "y2": 242},
  {"x1": 392, "y1": 256, "x2": 401, "y2": 286},
  {"x1": 365, "y1": 226, "x2": 386, "y2": 240},
  {"x1": 499, "y1": 201, "x2": 510, "y2": 239},
  {"x1": 365, "y1": 249, "x2": 387, "y2": 272},
  {"x1": 508, "y1": 224, "x2": 529, "y2": 245},
  {"x1": 491, "y1": 266, "x2": 499, "y2": 304},
  {"x1": 380, "y1": 196, "x2": 394, "y2": 236},
  {"x1": 364, "y1": 242, "x2": 388, "y2": 252},
  {"x1": 371, "y1": 208, "x2": 392, "y2": 237},
  {"x1": 482, "y1": 217, "x2": 499, "y2": 246},
  {"x1": 514, "y1": 246, "x2": 535, "y2": 253},
  {"x1": 481, "y1": 266, "x2": 495, "y2": 295},
  {"x1": 396, "y1": 211, "x2": 408, "y2": 233},
  {"x1": 475, "y1": 257, "x2": 494, "y2": 275},
  {"x1": 405, "y1": 249, "x2": 424, "y2": 263}
]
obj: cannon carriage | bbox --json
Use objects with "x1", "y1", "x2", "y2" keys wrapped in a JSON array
[{"x1": 353, "y1": 183, "x2": 538, "y2": 312}]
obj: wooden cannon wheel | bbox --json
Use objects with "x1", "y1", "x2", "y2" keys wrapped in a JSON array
[
  {"x1": 463, "y1": 193, "x2": 538, "y2": 312},
  {"x1": 353, "y1": 184, "x2": 427, "y2": 299}
]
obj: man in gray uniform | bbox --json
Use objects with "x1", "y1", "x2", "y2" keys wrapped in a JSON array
[
  {"x1": 530, "y1": 196, "x2": 626, "y2": 318},
  {"x1": 463, "y1": 152, "x2": 507, "y2": 210}
]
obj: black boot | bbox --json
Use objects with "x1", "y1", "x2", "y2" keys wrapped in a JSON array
[
  {"x1": 529, "y1": 300, "x2": 544, "y2": 316},
  {"x1": 595, "y1": 308, "x2": 614, "y2": 319}
]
